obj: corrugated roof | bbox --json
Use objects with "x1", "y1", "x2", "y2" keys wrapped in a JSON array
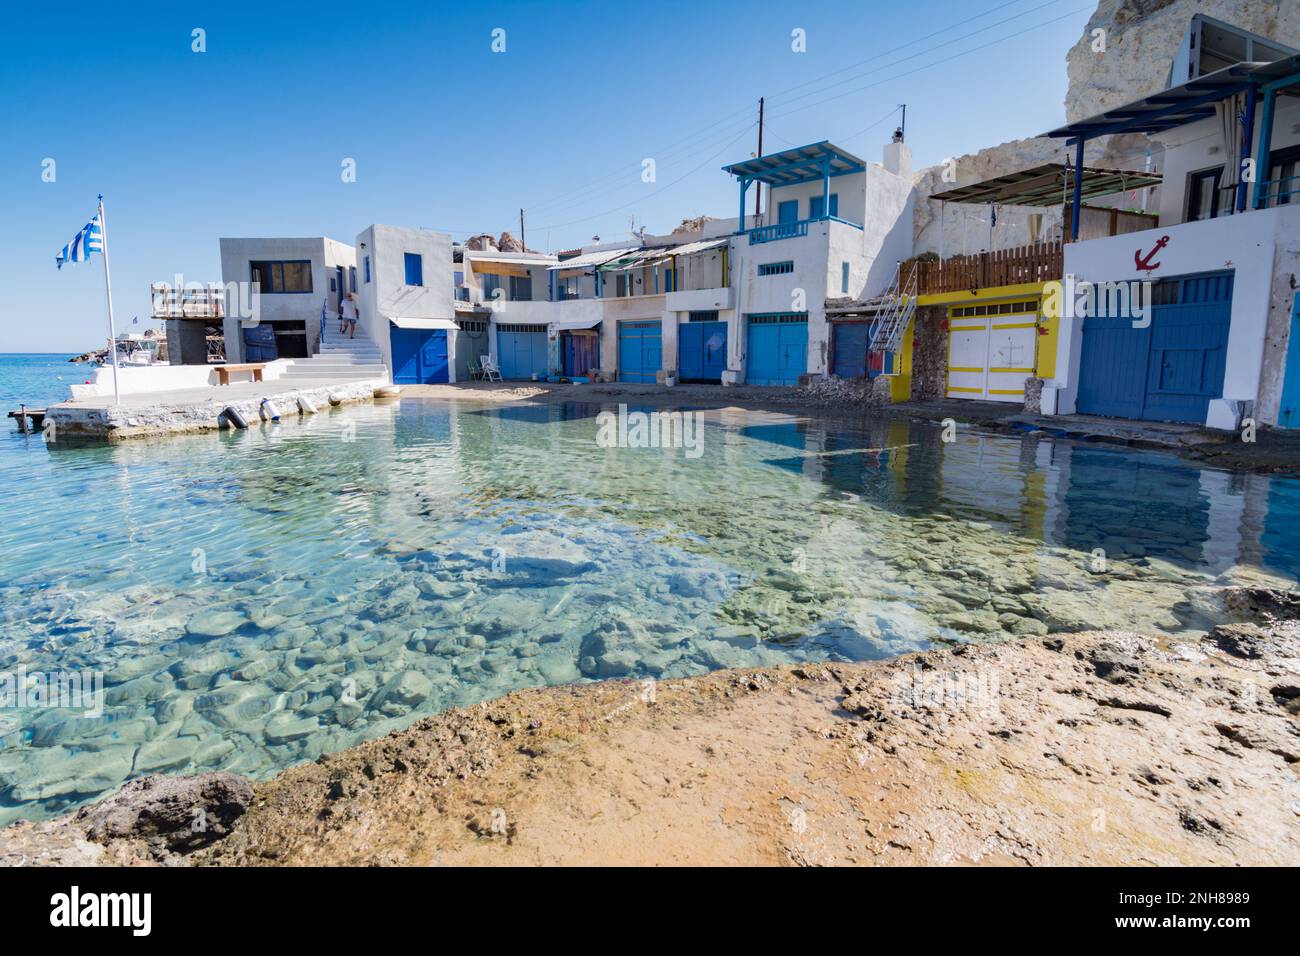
[
  {"x1": 928, "y1": 163, "x2": 1162, "y2": 207},
  {"x1": 547, "y1": 247, "x2": 638, "y2": 272}
]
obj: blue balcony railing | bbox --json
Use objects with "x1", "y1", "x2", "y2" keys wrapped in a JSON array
[
  {"x1": 748, "y1": 220, "x2": 809, "y2": 244},
  {"x1": 1258, "y1": 175, "x2": 1300, "y2": 209}
]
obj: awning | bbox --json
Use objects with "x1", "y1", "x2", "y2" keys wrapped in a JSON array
[
  {"x1": 465, "y1": 253, "x2": 557, "y2": 267},
  {"x1": 664, "y1": 237, "x2": 728, "y2": 256},
  {"x1": 927, "y1": 163, "x2": 1162, "y2": 206},
  {"x1": 722, "y1": 140, "x2": 866, "y2": 186},
  {"x1": 548, "y1": 317, "x2": 602, "y2": 332},
  {"x1": 1043, "y1": 61, "x2": 1266, "y2": 142},
  {"x1": 468, "y1": 261, "x2": 533, "y2": 278},
  {"x1": 547, "y1": 247, "x2": 638, "y2": 272},
  {"x1": 388, "y1": 316, "x2": 458, "y2": 330},
  {"x1": 599, "y1": 248, "x2": 673, "y2": 271}
]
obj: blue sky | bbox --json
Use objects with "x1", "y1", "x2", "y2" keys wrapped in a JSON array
[{"x1": 0, "y1": 0, "x2": 1094, "y2": 351}]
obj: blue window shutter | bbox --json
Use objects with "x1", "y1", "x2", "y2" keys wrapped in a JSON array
[
  {"x1": 810, "y1": 196, "x2": 824, "y2": 218},
  {"x1": 404, "y1": 252, "x2": 423, "y2": 286},
  {"x1": 829, "y1": 194, "x2": 839, "y2": 218},
  {"x1": 778, "y1": 200, "x2": 798, "y2": 224},
  {"x1": 364, "y1": 256, "x2": 371, "y2": 283}
]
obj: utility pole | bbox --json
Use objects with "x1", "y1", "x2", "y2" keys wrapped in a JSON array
[
  {"x1": 899, "y1": 104, "x2": 906, "y2": 141},
  {"x1": 755, "y1": 96, "x2": 765, "y2": 222},
  {"x1": 519, "y1": 208, "x2": 526, "y2": 250}
]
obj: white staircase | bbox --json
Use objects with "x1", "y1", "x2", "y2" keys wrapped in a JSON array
[
  {"x1": 281, "y1": 322, "x2": 388, "y2": 381},
  {"x1": 868, "y1": 261, "x2": 918, "y2": 365}
]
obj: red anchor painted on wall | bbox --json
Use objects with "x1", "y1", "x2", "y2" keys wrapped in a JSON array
[{"x1": 1134, "y1": 235, "x2": 1170, "y2": 272}]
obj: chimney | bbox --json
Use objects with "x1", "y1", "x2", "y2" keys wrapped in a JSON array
[{"x1": 882, "y1": 139, "x2": 911, "y2": 179}]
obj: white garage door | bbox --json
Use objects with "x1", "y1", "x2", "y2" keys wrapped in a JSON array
[{"x1": 946, "y1": 308, "x2": 1038, "y2": 403}]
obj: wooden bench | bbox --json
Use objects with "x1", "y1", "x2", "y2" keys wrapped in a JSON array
[{"x1": 214, "y1": 363, "x2": 267, "y2": 386}]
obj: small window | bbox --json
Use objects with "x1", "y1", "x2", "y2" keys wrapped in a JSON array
[
  {"x1": 758, "y1": 261, "x2": 795, "y2": 276},
  {"x1": 364, "y1": 256, "x2": 371, "y2": 283},
  {"x1": 329, "y1": 276, "x2": 337, "y2": 292},
  {"x1": 1186, "y1": 167, "x2": 1224, "y2": 222},
  {"x1": 841, "y1": 261, "x2": 850, "y2": 294},
  {"x1": 404, "y1": 252, "x2": 423, "y2": 287},
  {"x1": 349, "y1": 266, "x2": 357, "y2": 292},
  {"x1": 248, "y1": 260, "x2": 313, "y2": 293}
]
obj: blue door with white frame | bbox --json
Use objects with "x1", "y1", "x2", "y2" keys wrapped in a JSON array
[
  {"x1": 390, "y1": 325, "x2": 448, "y2": 384},
  {"x1": 1280, "y1": 292, "x2": 1300, "y2": 428},
  {"x1": 777, "y1": 200, "x2": 798, "y2": 224}
]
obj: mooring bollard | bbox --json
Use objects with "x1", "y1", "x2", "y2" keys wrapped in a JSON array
[
  {"x1": 221, "y1": 406, "x2": 248, "y2": 429},
  {"x1": 18, "y1": 404, "x2": 29, "y2": 435}
]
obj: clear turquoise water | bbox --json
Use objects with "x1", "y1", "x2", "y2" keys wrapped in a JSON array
[{"x1": 1, "y1": 354, "x2": 1298, "y2": 824}]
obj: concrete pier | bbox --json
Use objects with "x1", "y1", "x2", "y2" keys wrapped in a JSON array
[{"x1": 44, "y1": 376, "x2": 389, "y2": 442}]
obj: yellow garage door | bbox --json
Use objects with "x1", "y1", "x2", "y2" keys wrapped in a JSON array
[{"x1": 946, "y1": 305, "x2": 1038, "y2": 403}]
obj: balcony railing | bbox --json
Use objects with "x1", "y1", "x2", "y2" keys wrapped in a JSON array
[
  {"x1": 1257, "y1": 175, "x2": 1300, "y2": 209},
  {"x1": 911, "y1": 241, "x2": 1063, "y2": 296},
  {"x1": 748, "y1": 220, "x2": 809, "y2": 244}
]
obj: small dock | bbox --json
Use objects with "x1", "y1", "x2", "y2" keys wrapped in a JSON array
[{"x1": 8, "y1": 406, "x2": 46, "y2": 434}]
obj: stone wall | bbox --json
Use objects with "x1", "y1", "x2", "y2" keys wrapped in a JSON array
[{"x1": 909, "y1": 306, "x2": 949, "y2": 401}]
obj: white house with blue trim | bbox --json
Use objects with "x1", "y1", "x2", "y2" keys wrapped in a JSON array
[{"x1": 1042, "y1": 41, "x2": 1300, "y2": 430}]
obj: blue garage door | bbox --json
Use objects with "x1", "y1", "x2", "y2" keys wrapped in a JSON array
[
  {"x1": 1076, "y1": 272, "x2": 1232, "y2": 424},
  {"x1": 1279, "y1": 293, "x2": 1300, "y2": 428},
  {"x1": 831, "y1": 322, "x2": 870, "y2": 378},
  {"x1": 679, "y1": 320, "x2": 727, "y2": 382},
  {"x1": 746, "y1": 314, "x2": 808, "y2": 386},
  {"x1": 618, "y1": 321, "x2": 662, "y2": 383},
  {"x1": 496, "y1": 325, "x2": 549, "y2": 380},
  {"x1": 390, "y1": 326, "x2": 448, "y2": 384}
]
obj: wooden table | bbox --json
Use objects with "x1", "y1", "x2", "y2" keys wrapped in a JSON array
[{"x1": 214, "y1": 363, "x2": 267, "y2": 385}]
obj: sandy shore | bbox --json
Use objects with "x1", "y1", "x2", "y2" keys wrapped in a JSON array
[{"x1": 5, "y1": 595, "x2": 1297, "y2": 867}]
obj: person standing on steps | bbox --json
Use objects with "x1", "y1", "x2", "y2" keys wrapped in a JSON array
[{"x1": 341, "y1": 292, "x2": 359, "y2": 339}]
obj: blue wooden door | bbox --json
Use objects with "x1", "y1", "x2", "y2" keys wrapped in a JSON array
[
  {"x1": 496, "y1": 328, "x2": 548, "y2": 379},
  {"x1": 419, "y1": 331, "x2": 448, "y2": 383},
  {"x1": 1076, "y1": 272, "x2": 1231, "y2": 424},
  {"x1": 747, "y1": 316, "x2": 807, "y2": 386},
  {"x1": 679, "y1": 321, "x2": 727, "y2": 381},
  {"x1": 618, "y1": 321, "x2": 661, "y2": 383},
  {"x1": 390, "y1": 327, "x2": 448, "y2": 384},
  {"x1": 1279, "y1": 293, "x2": 1300, "y2": 428},
  {"x1": 777, "y1": 200, "x2": 798, "y2": 225},
  {"x1": 831, "y1": 322, "x2": 870, "y2": 378}
]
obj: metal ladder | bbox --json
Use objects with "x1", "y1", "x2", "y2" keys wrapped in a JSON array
[{"x1": 868, "y1": 261, "x2": 918, "y2": 373}]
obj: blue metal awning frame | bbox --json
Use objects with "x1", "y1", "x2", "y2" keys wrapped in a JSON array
[
  {"x1": 722, "y1": 140, "x2": 867, "y2": 186},
  {"x1": 1042, "y1": 56, "x2": 1300, "y2": 237},
  {"x1": 723, "y1": 141, "x2": 867, "y2": 236}
]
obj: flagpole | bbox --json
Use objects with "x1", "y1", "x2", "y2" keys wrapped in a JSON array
[{"x1": 97, "y1": 195, "x2": 121, "y2": 405}]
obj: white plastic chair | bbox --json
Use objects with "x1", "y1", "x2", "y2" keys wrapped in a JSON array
[{"x1": 480, "y1": 355, "x2": 502, "y2": 382}]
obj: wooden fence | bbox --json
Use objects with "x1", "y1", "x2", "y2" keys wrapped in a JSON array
[{"x1": 911, "y1": 241, "x2": 1062, "y2": 295}]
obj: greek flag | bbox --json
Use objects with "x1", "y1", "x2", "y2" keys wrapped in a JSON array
[{"x1": 56, "y1": 215, "x2": 104, "y2": 269}]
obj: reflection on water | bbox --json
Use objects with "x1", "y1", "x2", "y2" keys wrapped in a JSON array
[{"x1": 0, "y1": 398, "x2": 1295, "y2": 824}]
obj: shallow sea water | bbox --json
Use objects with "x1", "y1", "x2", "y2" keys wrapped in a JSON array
[{"x1": 1, "y1": 393, "x2": 1298, "y2": 824}]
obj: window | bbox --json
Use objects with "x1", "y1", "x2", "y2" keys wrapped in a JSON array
[
  {"x1": 481, "y1": 273, "x2": 503, "y2": 301},
  {"x1": 508, "y1": 274, "x2": 532, "y2": 301},
  {"x1": 404, "y1": 252, "x2": 424, "y2": 286},
  {"x1": 329, "y1": 276, "x2": 337, "y2": 293},
  {"x1": 556, "y1": 274, "x2": 582, "y2": 300},
  {"x1": 688, "y1": 311, "x2": 719, "y2": 322},
  {"x1": 758, "y1": 261, "x2": 795, "y2": 276},
  {"x1": 777, "y1": 200, "x2": 799, "y2": 224},
  {"x1": 841, "y1": 261, "x2": 850, "y2": 294},
  {"x1": 349, "y1": 266, "x2": 357, "y2": 292},
  {"x1": 364, "y1": 256, "x2": 371, "y2": 283},
  {"x1": 810, "y1": 194, "x2": 839, "y2": 219},
  {"x1": 1186, "y1": 166, "x2": 1224, "y2": 222},
  {"x1": 249, "y1": 260, "x2": 312, "y2": 293}
]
